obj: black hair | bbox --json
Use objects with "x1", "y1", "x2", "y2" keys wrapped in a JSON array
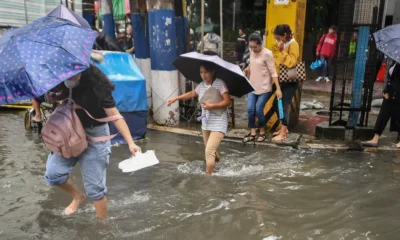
[
  {"x1": 273, "y1": 24, "x2": 293, "y2": 40},
  {"x1": 329, "y1": 25, "x2": 337, "y2": 32},
  {"x1": 199, "y1": 61, "x2": 217, "y2": 79},
  {"x1": 248, "y1": 33, "x2": 262, "y2": 45},
  {"x1": 80, "y1": 65, "x2": 115, "y2": 97},
  {"x1": 126, "y1": 22, "x2": 132, "y2": 27}
]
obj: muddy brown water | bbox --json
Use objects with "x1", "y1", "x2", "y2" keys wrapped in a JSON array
[{"x1": 1, "y1": 110, "x2": 400, "y2": 240}]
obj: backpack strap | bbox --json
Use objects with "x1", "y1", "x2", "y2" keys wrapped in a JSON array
[
  {"x1": 75, "y1": 104, "x2": 124, "y2": 123},
  {"x1": 74, "y1": 104, "x2": 124, "y2": 142},
  {"x1": 87, "y1": 133, "x2": 119, "y2": 142}
]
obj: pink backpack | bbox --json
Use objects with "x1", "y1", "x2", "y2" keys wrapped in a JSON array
[{"x1": 41, "y1": 90, "x2": 123, "y2": 158}]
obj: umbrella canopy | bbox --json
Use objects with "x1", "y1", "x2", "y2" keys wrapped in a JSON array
[
  {"x1": 0, "y1": 16, "x2": 97, "y2": 105},
  {"x1": 195, "y1": 24, "x2": 215, "y2": 34},
  {"x1": 374, "y1": 24, "x2": 400, "y2": 63},
  {"x1": 47, "y1": 4, "x2": 91, "y2": 28},
  {"x1": 173, "y1": 52, "x2": 254, "y2": 98}
]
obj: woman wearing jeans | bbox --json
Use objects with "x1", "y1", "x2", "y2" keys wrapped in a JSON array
[
  {"x1": 272, "y1": 24, "x2": 300, "y2": 142},
  {"x1": 44, "y1": 65, "x2": 141, "y2": 219},
  {"x1": 243, "y1": 33, "x2": 282, "y2": 142}
]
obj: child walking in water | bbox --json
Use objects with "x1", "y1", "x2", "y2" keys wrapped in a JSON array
[{"x1": 168, "y1": 62, "x2": 231, "y2": 174}]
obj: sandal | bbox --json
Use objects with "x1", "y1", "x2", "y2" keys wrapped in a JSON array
[
  {"x1": 256, "y1": 134, "x2": 267, "y2": 142},
  {"x1": 243, "y1": 133, "x2": 256, "y2": 143}
]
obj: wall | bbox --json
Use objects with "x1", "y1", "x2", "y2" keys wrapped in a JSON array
[
  {"x1": 0, "y1": 0, "x2": 82, "y2": 27},
  {"x1": 386, "y1": 0, "x2": 397, "y2": 16},
  {"x1": 393, "y1": 0, "x2": 400, "y2": 24}
]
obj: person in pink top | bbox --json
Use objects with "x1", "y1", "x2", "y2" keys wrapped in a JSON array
[{"x1": 243, "y1": 33, "x2": 282, "y2": 142}]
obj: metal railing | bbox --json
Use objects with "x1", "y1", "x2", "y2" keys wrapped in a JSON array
[{"x1": 329, "y1": 0, "x2": 385, "y2": 131}]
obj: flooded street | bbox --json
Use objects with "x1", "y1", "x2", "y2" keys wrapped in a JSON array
[{"x1": 1, "y1": 110, "x2": 400, "y2": 240}]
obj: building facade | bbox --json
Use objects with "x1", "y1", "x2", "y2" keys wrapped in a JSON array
[{"x1": 0, "y1": 0, "x2": 83, "y2": 27}]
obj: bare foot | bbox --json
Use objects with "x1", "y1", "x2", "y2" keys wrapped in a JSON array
[
  {"x1": 272, "y1": 129, "x2": 281, "y2": 136},
  {"x1": 64, "y1": 193, "x2": 86, "y2": 215},
  {"x1": 273, "y1": 129, "x2": 288, "y2": 136},
  {"x1": 272, "y1": 133, "x2": 288, "y2": 142}
]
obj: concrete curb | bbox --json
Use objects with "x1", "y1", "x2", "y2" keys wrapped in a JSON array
[
  {"x1": 302, "y1": 88, "x2": 332, "y2": 97},
  {"x1": 147, "y1": 124, "x2": 399, "y2": 153}
]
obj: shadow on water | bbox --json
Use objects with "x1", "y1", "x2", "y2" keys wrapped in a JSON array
[{"x1": 1, "y1": 111, "x2": 400, "y2": 239}]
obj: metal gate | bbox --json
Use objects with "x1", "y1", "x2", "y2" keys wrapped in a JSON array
[{"x1": 329, "y1": 0, "x2": 385, "y2": 133}]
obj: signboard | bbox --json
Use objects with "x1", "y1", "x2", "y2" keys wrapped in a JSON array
[{"x1": 274, "y1": 0, "x2": 289, "y2": 5}]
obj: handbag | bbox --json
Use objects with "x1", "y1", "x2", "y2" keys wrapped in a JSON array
[
  {"x1": 279, "y1": 62, "x2": 306, "y2": 82},
  {"x1": 278, "y1": 42, "x2": 306, "y2": 82}
]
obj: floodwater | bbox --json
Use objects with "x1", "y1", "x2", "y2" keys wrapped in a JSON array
[{"x1": 1, "y1": 110, "x2": 400, "y2": 240}]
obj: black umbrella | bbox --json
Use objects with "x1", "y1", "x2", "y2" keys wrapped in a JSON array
[{"x1": 172, "y1": 52, "x2": 254, "y2": 98}]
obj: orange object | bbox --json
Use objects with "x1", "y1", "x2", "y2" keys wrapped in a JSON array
[{"x1": 376, "y1": 62, "x2": 386, "y2": 82}]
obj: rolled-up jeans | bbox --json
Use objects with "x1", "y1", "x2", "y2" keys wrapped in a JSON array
[
  {"x1": 44, "y1": 124, "x2": 111, "y2": 200},
  {"x1": 247, "y1": 92, "x2": 271, "y2": 129},
  {"x1": 280, "y1": 82, "x2": 299, "y2": 126}
]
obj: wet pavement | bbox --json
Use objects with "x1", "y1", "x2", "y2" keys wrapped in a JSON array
[{"x1": 2, "y1": 110, "x2": 400, "y2": 239}]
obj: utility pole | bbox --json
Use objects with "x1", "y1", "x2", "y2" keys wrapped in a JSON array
[
  {"x1": 148, "y1": 0, "x2": 179, "y2": 125},
  {"x1": 220, "y1": 0, "x2": 223, "y2": 59},
  {"x1": 200, "y1": 0, "x2": 204, "y2": 53}
]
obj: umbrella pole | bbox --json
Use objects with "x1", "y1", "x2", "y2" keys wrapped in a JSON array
[
  {"x1": 23, "y1": 0, "x2": 28, "y2": 24},
  {"x1": 200, "y1": 0, "x2": 204, "y2": 53},
  {"x1": 233, "y1": 0, "x2": 236, "y2": 30},
  {"x1": 220, "y1": 0, "x2": 223, "y2": 59}
]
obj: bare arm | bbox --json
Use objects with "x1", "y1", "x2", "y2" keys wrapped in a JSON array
[
  {"x1": 126, "y1": 47, "x2": 134, "y2": 54},
  {"x1": 177, "y1": 90, "x2": 197, "y2": 100},
  {"x1": 104, "y1": 107, "x2": 141, "y2": 154},
  {"x1": 91, "y1": 50, "x2": 104, "y2": 62},
  {"x1": 265, "y1": 51, "x2": 282, "y2": 98},
  {"x1": 168, "y1": 90, "x2": 197, "y2": 106}
]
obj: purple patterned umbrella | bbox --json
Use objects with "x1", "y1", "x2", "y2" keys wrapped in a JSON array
[
  {"x1": 47, "y1": 4, "x2": 91, "y2": 28},
  {"x1": 374, "y1": 24, "x2": 400, "y2": 63},
  {"x1": 0, "y1": 16, "x2": 97, "y2": 105}
]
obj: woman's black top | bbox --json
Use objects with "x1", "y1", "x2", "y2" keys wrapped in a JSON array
[{"x1": 384, "y1": 63, "x2": 400, "y2": 102}]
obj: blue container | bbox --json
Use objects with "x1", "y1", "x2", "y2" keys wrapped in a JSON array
[
  {"x1": 94, "y1": 52, "x2": 148, "y2": 143},
  {"x1": 278, "y1": 98, "x2": 284, "y2": 120},
  {"x1": 109, "y1": 111, "x2": 148, "y2": 144}
]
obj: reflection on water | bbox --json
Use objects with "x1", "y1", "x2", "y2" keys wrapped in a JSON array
[{"x1": 1, "y1": 111, "x2": 400, "y2": 240}]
